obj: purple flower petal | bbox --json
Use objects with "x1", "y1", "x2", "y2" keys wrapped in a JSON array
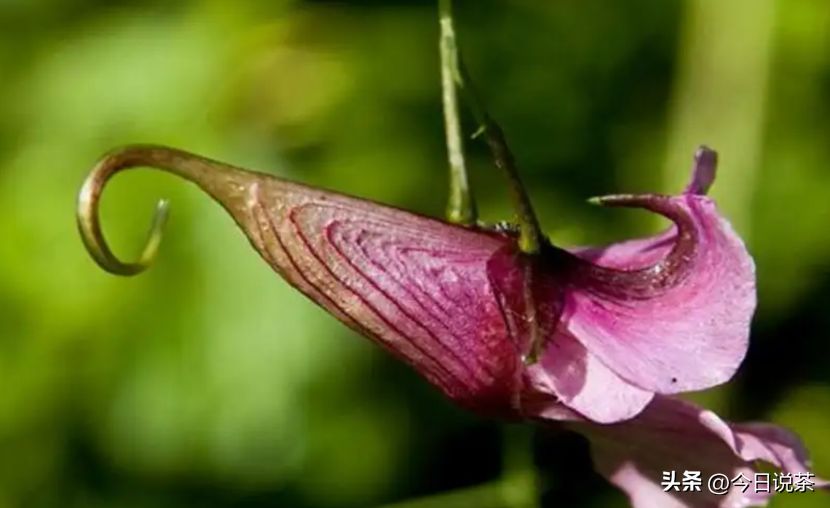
[
  {"x1": 487, "y1": 247, "x2": 653, "y2": 423},
  {"x1": 527, "y1": 332, "x2": 654, "y2": 423},
  {"x1": 569, "y1": 396, "x2": 828, "y2": 508},
  {"x1": 248, "y1": 181, "x2": 525, "y2": 417},
  {"x1": 563, "y1": 151, "x2": 756, "y2": 393},
  {"x1": 77, "y1": 145, "x2": 758, "y2": 425},
  {"x1": 686, "y1": 145, "x2": 718, "y2": 195}
]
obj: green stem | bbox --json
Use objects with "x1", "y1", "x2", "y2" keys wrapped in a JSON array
[
  {"x1": 440, "y1": 0, "x2": 477, "y2": 225},
  {"x1": 438, "y1": 0, "x2": 544, "y2": 254}
]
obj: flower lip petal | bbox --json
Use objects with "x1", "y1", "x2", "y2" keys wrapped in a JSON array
[
  {"x1": 526, "y1": 331, "x2": 654, "y2": 424},
  {"x1": 558, "y1": 149, "x2": 756, "y2": 393},
  {"x1": 568, "y1": 396, "x2": 828, "y2": 508}
]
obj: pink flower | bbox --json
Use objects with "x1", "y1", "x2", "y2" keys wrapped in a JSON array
[
  {"x1": 490, "y1": 148, "x2": 754, "y2": 422},
  {"x1": 78, "y1": 145, "x2": 753, "y2": 423},
  {"x1": 540, "y1": 395, "x2": 829, "y2": 508},
  {"x1": 78, "y1": 145, "x2": 823, "y2": 507}
]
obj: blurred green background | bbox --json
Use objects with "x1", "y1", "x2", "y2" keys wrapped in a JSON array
[{"x1": 1, "y1": 0, "x2": 829, "y2": 507}]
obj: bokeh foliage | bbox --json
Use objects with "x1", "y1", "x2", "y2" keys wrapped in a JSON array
[{"x1": 0, "y1": 0, "x2": 829, "y2": 507}]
